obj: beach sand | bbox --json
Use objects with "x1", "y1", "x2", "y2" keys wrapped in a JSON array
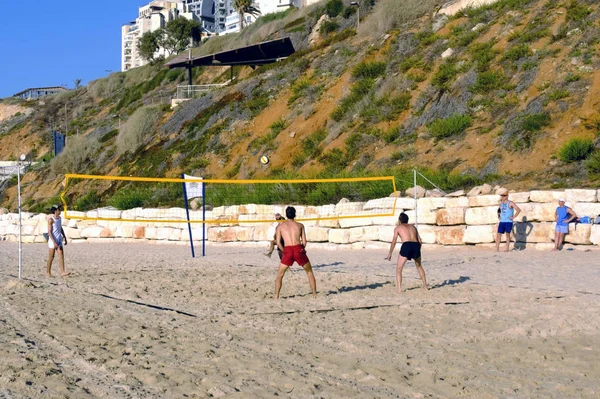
[{"x1": 1, "y1": 242, "x2": 599, "y2": 398}]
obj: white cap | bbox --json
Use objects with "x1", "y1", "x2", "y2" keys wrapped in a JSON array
[{"x1": 558, "y1": 198, "x2": 566, "y2": 202}]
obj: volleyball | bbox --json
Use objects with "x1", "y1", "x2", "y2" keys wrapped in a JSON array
[{"x1": 260, "y1": 155, "x2": 269, "y2": 165}]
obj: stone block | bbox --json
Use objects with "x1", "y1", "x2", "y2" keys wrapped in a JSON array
[
  {"x1": 436, "y1": 207, "x2": 466, "y2": 225},
  {"x1": 417, "y1": 225, "x2": 436, "y2": 244},
  {"x1": 572, "y1": 203, "x2": 600, "y2": 218},
  {"x1": 348, "y1": 226, "x2": 380, "y2": 242},
  {"x1": 371, "y1": 208, "x2": 404, "y2": 225},
  {"x1": 530, "y1": 190, "x2": 565, "y2": 203},
  {"x1": 145, "y1": 227, "x2": 158, "y2": 240},
  {"x1": 404, "y1": 207, "x2": 437, "y2": 225},
  {"x1": 446, "y1": 190, "x2": 465, "y2": 197},
  {"x1": 80, "y1": 226, "x2": 104, "y2": 238},
  {"x1": 590, "y1": 225, "x2": 600, "y2": 245},
  {"x1": 97, "y1": 207, "x2": 122, "y2": 219},
  {"x1": 418, "y1": 197, "x2": 447, "y2": 209},
  {"x1": 364, "y1": 197, "x2": 398, "y2": 210},
  {"x1": 406, "y1": 185, "x2": 426, "y2": 199},
  {"x1": 465, "y1": 206, "x2": 498, "y2": 225},
  {"x1": 514, "y1": 203, "x2": 556, "y2": 222},
  {"x1": 306, "y1": 226, "x2": 329, "y2": 242},
  {"x1": 554, "y1": 223, "x2": 592, "y2": 244},
  {"x1": 252, "y1": 223, "x2": 272, "y2": 241},
  {"x1": 339, "y1": 213, "x2": 372, "y2": 228},
  {"x1": 394, "y1": 198, "x2": 416, "y2": 210},
  {"x1": 335, "y1": 201, "x2": 364, "y2": 215},
  {"x1": 468, "y1": 194, "x2": 501, "y2": 207},
  {"x1": 314, "y1": 204, "x2": 336, "y2": 217},
  {"x1": 508, "y1": 192, "x2": 530, "y2": 203},
  {"x1": 435, "y1": 226, "x2": 465, "y2": 245},
  {"x1": 329, "y1": 229, "x2": 351, "y2": 244},
  {"x1": 378, "y1": 225, "x2": 396, "y2": 243},
  {"x1": 238, "y1": 204, "x2": 258, "y2": 214},
  {"x1": 445, "y1": 196, "x2": 469, "y2": 208},
  {"x1": 565, "y1": 189, "x2": 597, "y2": 203},
  {"x1": 64, "y1": 210, "x2": 86, "y2": 219},
  {"x1": 513, "y1": 222, "x2": 553, "y2": 243},
  {"x1": 133, "y1": 226, "x2": 146, "y2": 239},
  {"x1": 235, "y1": 227, "x2": 254, "y2": 241},
  {"x1": 463, "y1": 225, "x2": 495, "y2": 243},
  {"x1": 317, "y1": 218, "x2": 340, "y2": 228},
  {"x1": 64, "y1": 227, "x2": 81, "y2": 239},
  {"x1": 208, "y1": 227, "x2": 237, "y2": 242}
]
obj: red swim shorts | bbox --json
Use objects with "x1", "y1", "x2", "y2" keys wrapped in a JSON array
[{"x1": 281, "y1": 245, "x2": 310, "y2": 267}]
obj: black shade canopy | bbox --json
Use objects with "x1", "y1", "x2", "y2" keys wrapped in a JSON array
[{"x1": 164, "y1": 37, "x2": 295, "y2": 69}]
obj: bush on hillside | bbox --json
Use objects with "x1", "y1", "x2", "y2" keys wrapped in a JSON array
[
  {"x1": 320, "y1": 20, "x2": 339, "y2": 35},
  {"x1": 51, "y1": 135, "x2": 101, "y2": 174},
  {"x1": 352, "y1": 61, "x2": 387, "y2": 80},
  {"x1": 559, "y1": 138, "x2": 595, "y2": 163},
  {"x1": 522, "y1": 113, "x2": 551, "y2": 132},
  {"x1": 361, "y1": 0, "x2": 441, "y2": 37},
  {"x1": 585, "y1": 151, "x2": 600, "y2": 174},
  {"x1": 428, "y1": 114, "x2": 472, "y2": 140},
  {"x1": 116, "y1": 105, "x2": 161, "y2": 155},
  {"x1": 325, "y1": 0, "x2": 344, "y2": 18}
]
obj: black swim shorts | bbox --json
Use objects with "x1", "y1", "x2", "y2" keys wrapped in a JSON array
[{"x1": 400, "y1": 242, "x2": 421, "y2": 260}]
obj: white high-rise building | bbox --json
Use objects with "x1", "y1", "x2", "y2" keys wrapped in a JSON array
[{"x1": 121, "y1": 1, "x2": 199, "y2": 71}]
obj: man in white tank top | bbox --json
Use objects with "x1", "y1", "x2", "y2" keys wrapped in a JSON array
[{"x1": 47, "y1": 205, "x2": 69, "y2": 277}]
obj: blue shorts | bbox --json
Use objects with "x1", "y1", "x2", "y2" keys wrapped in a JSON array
[
  {"x1": 497, "y1": 222, "x2": 513, "y2": 234},
  {"x1": 556, "y1": 225, "x2": 568, "y2": 234}
]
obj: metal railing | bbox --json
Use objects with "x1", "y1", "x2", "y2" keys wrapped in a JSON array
[{"x1": 176, "y1": 79, "x2": 233, "y2": 99}]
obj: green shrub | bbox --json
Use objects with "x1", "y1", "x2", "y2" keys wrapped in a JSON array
[
  {"x1": 288, "y1": 78, "x2": 312, "y2": 104},
  {"x1": 501, "y1": 44, "x2": 533, "y2": 61},
  {"x1": 342, "y1": 6, "x2": 356, "y2": 18},
  {"x1": 559, "y1": 138, "x2": 595, "y2": 163},
  {"x1": 99, "y1": 129, "x2": 119, "y2": 143},
  {"x1": 565, "y1": 73, "x2": 582, "y2": 83},
  {"x1": 330, "y1": 78, "x2": 374, "y2": 121},
  {"x1": 292, "y1": 128, "x2": 328, "y2": 167},
  {"x1": 470, "y1": 41, "x2": 498, "y2": 71},
  {"x1": 51, "y1": 135, "x2": 101, "y2": 174},
  {"x1": 320, "y1": 20, "x2": 339, "y2": 35},
  {"x1": 522, "y1": 113, "x2": 551, "y2": 132},
  {"x1": 391, "y1": 147, "x2": 416, "y2": 161},
  {"x1": 432, "y1": 60, "x2": 458, "y2": 91},
  {"x1": 566, "y1": 0, "x2": 591, "y2": 22},
  {"x1": 428, "y1": 114, "x2": 472, "y2": 139},
  {"x1": 108, "y1": 187, "x2": 152, "y2": 210},
  {"x1": 116, "y1": 105, "x2": 162, "y2": 155},
  {"x1": 352, "y1": 61, "x2": 387, "y2": 80},
  {"x1": 325, "y1": 0, "x2": 344, "y2": 17},
  {"x1": 245, "y1": 90, "x2": 270, "y2": 116},
  {"x1": 585, "y1": 151, "x2": 600, "y2": 174},
  {"x1": 546, "y1": 89, "x2": 570, "y2": 102},
  {"x1": 319, "y1": 148, "x2": 348, "y2": 172},
  {"x1": 471, "y1": 70, "x2": 506, "y2": 93},
  {"x1": 415, "y1": 31, "x2": 439, "y2": 47},
  {"x1": 74, "y1": 190, "x2": 100, "y2": 211}
]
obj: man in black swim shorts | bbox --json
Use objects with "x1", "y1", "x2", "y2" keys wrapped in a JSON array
[{"x1": 386, "y1": 212, "x2": 428, "y2": 293}]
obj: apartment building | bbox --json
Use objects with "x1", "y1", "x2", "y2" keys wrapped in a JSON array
[{"x1": 121, "y1": 1, "x2": 199, "y2": 71}]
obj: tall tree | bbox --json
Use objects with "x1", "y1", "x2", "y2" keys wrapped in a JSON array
[
  {"x1": 138, "y1": 30, "x2": 163, "y2": 62},
  {"x1": 161, "y1": 18, "x2": 202, "y2": 55},
  {"x1": 234, "y1": 0, "x2": 261, "y2": 30}
]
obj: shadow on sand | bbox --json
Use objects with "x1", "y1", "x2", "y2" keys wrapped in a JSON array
[
  {"x1": 326, "y1": 282, "x2": 391, "y2": 295},
  {"x1": 429, "y1": 275, "x2": 471, "y2": 290}
]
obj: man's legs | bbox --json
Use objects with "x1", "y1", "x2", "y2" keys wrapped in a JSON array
[
  {"x1": 57, "y1": 248, "x2": 69, "y2": 277},
  {"x1": 553, "y1": 231, "x2": 563, "y2": 250},
  {"x1": 495, "y1": 232, "x2": 501, "y2": 252},
  {"x1": 504, "y1": 232, "x2": 511, "y2": 252},
  {"x1": 415, "y1": 257, "x2": 428, "y2": 291},
  {"x1": 301, "y1": 262, "x2": 317, "y2": 298},
  {"x1": 47, "y1": 249, "x2": 55, "y2": 276},
  {"x1": 395, "y1": 256, "x2": 408, "y2": 293},
  {"x1": 265, "y1": 240, "x2": 276, "y2": 257},
  {"x1": 274, "y1": 263, "x2": 289, "y2": 299}
]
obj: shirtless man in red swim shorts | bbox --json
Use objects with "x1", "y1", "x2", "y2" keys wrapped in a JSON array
[
  {"x1": 386, "y1": 212, "x2": 428, "y2": 293},
  {"x1": 274, "y1": 206, "x2": 317, "y2": 299}
]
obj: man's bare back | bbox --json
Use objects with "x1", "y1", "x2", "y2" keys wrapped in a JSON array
[
  {"x1": 393, "y1": 223, "x2": 421, "y2": 244},
  {"x1": 275, "y1": 220, "x2": 306, "y2": 250}
]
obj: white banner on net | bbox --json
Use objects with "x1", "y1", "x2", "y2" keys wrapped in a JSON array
[{"x1": 183, "y1": 174, "x2": 203, "y2": 199}]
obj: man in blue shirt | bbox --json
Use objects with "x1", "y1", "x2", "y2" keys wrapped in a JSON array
[
  {"x1": 496, "y1": 190, "x2": 521, "y2": 252},
  {"x1": 554, "y1": 198, "x2": 577, "y2": 251}
]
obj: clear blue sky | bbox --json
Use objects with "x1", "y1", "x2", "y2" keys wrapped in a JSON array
[{"x1": 0, "y1": 1, "x2": 144, "y2": 98}]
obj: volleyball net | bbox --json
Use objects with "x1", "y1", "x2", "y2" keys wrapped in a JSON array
[{"x1": 61, "y1": 174, "x2": 399, "y2": 224}]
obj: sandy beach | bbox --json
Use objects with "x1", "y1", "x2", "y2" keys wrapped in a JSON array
[{"x1": 1, "y1": 242, "x2": 599, "y2": 398}]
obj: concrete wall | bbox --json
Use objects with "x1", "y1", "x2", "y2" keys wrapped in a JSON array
[{"x1": 2, "y1": 189, "x2": 600, "y2": 250}]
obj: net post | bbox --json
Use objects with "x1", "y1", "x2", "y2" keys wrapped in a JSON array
[
  {"x1": 202, "y1": 182, "x2": 206, "y2": 257},
  {"x1": 414, "y1": 169, "x2": 418, "y2": 228},
  {"x1": 18, "y1": 161, "x2": 22, "y2": 279},
  {"x1": 181, "y1": 174, "x2": 195, "y2": 258}
]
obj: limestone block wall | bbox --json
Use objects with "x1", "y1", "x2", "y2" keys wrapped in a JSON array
[{"x1": 1, "y1": 189, "x2": 600, "y2": 249}]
